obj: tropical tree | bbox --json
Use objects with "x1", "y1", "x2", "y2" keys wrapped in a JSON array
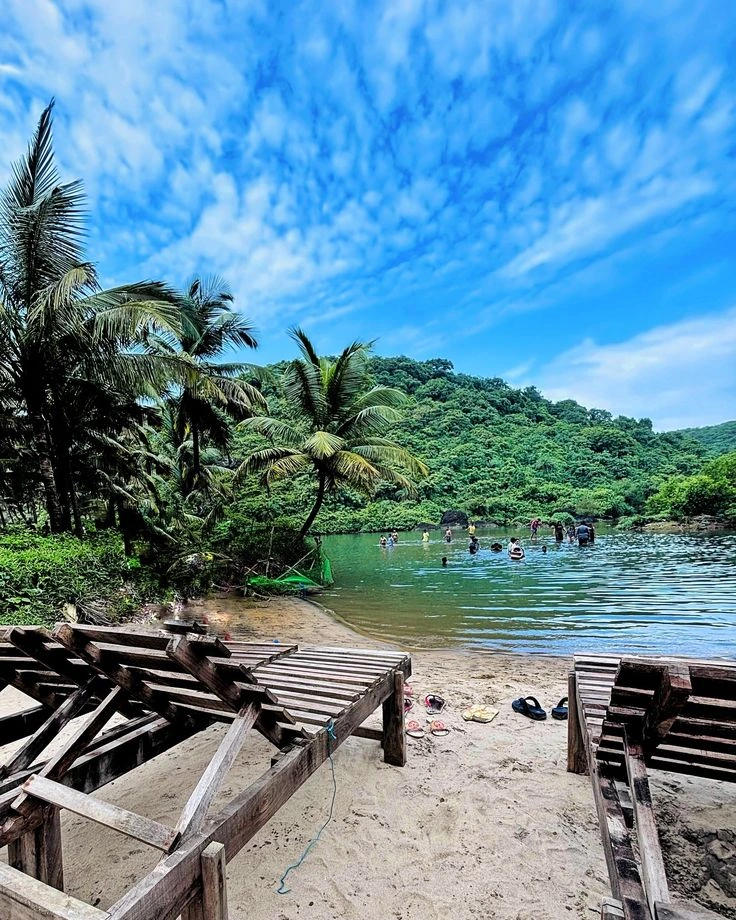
[
  {"x1": 235, "y1": 329, "x2": 428, "y2": 537},
  {"x1": 148, "y1": 276, "x2": 264, "y2": 495},
  {"x1": 0, "y1": 100, "x2": 181, "y2": 532}
]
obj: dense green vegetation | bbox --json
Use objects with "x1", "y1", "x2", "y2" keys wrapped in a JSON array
[
  {"x1": 302, "y1": 356, "x2": 712, "y2": 531},
  {"x1": 676, "y1": 421, "x2": 736, "y2": 456},
  {"x1": 646, "y1": 452, "x2": 736, "y2": 522}
]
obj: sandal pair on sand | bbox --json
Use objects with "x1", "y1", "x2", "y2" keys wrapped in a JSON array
[
  {"x1": 406, "y1": 719, "x2": 450, "y2": 738},
  {"x1": 511, "y1": 696, "x2": 568, "y2": 721},
  {"x1": 462, "y1": 704, "x2": 498, "y2": 723}
]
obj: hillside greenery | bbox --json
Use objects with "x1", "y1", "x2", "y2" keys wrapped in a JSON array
[
  {"x1": 675, "y1": 421, "x2": 736, "y2": 457},
  {"x1": 646, "y1": 452, "x2": 736, "y2": 522}
]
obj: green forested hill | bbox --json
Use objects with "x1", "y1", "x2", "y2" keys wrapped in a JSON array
[
  {"x1": 251, "y1": 355, "x2": 709, "y2": 532},
  {"x1": 675, "y1": 421, "x2": 736, "y2": 456}
]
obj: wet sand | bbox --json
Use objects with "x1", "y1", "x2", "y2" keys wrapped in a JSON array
[{"x1": 1, "y1": 596, "x2": 734, "y2": 918}]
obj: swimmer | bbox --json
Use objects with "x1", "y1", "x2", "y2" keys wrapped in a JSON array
[
  {"x1": 441, "y1": 556, "x2": 448, "y2": 566},
  {"x1": 508, "y1": 537, "x2": 525, "y2": 560}
]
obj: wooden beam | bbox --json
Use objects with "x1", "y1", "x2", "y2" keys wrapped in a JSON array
[
  {"x1": 22, "y1": 773, "x2": 177, "y2": 852},
  {"x1": 568, "y1": 670, "x2": 588, "y2": 774},
  {"x1": 654, "y1": 901, "x2": 730, "y2": 919},
  {"x1": 590, "y1": 759, "x2": 652, "y2": 920},
  {"x1": 381, "y1": 670, "x2": 406, "y2": 766},
  {"x1": 108, "y1": 669, "x2": 398, "y2": 920},
  {"x1": 624, "y1": 730, "x2": 670, "y2": 911},
  {"x1": 0, "y1": 678, "x2": 99, "y2": 779},
  {"x1": 0, "y1": 704, "x2": 49, "y2": 746},
  {"x1": 170, "y1": 703, "x2": 259, "y2": 849},
  {"x1": 0, "y1": 860, "x2": 110, "y2": 919},
  {"x1": 201, "y1": 842, "x2": 228, "y2": 920}
]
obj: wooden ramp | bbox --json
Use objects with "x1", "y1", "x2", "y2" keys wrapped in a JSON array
[
  {"x1": 568, "y1": 653, "x2": 736, "y2": 920},
  {"x1": 0, "y1": 625, "x2": 411, "y2": 920}
]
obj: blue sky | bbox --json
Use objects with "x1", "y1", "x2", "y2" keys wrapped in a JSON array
[{"x1": 1, "y1": 0, "x2": 735, "y2": 429}]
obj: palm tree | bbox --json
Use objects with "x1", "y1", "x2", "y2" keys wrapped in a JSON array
[
  {"x1": 235, "y1": 329, "x2": 428, "y2": 537},
  {"x1": 0, "y1": 100, "x2": 181, "y2": 532},
  {"x1": 148, "y1": 276, "x2": 265, "y2": 495}
]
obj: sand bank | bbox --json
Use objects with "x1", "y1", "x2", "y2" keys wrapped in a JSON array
[{"x1": 1, "y1": 596, "x2": 734, "y2": 919}]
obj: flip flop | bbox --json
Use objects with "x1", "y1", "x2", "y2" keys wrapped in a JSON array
[
  {"x1": 552, "y1": 697, "x2": 569, "y2": 720},
  {"x1": 405, "y1": 719, "x2": 425, "y2": 738},
  {"x1": 462, "y1": 705, "x2": 499, "y2": 723},
  {"x1": 512, "y1": 696, "x2": 547, "y2": 721},
  {"x1": 429, "y1": 719, "x2": 450, "y2": 737},
  {"x1": 425, "y1": 694, "x2": 446, "y2": 714},
  {"x1": 404, "y1": 684, "x2": 414, "y2": 697},
  {"x1": 404, "y1": 698, "x2": 413, "y2": 713}
]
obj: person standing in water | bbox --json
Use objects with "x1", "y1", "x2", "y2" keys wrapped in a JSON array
[
  {"x1": 391, "y1": 530, "x2": 399, "y2": 544},
  {"x1": 441, "y1": 556, "x2": 448, "y2": 566},
  {"x1": 379, "y1": 535, "x2": 387, "y2": 547},
  {"x1": 444, "y1": 527, "x2": 453, "y2": 543},
  {"x1": 576, "y1": 522, "x2": 590, "y2": 546},
  {"x1": 468, "y1": 522, "x2": 476, "y2": 536},
  {"x1": 530, "y1": 517, "x2": 541, "y2": 539},
  {"x1": 422, "y1": 529, "x2": 430, "y2": 543},
  {"x1": 508, "y1": 537, "x2": 525, "y2": 559},
  {"x1": 588, "y1": 522, "x2": 596, "y2": 544},
  {"x1": 554, "y1": 522, "x2": 564, "y2": 542}
]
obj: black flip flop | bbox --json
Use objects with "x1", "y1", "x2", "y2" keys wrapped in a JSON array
[
  {"x1": 512, "y1": 696, "x2": 547, "y2": 721},
  {"x1": 552, "y1": 697, "x2": 568, "y2": 720}
]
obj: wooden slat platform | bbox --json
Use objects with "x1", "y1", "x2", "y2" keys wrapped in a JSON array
[{"x1": 0, "y1": 623, "x2": 411, "y2": 920}]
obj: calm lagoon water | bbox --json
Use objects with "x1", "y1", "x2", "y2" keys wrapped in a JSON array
[{"x1": 320, "y1": 529, "x2": 736, "y2": 657}]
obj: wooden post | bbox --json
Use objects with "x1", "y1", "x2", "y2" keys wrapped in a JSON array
[
  {"x1": 201, "y1": 842, "x2": 228, "y2": 920},
  {"x1": 8, "y1": 804, "x2": 64, "y2": 890},
  {"x1": 0, "y1": 860, "x2": 109, "y2": 919},
  {"x1": 567, "y1": 671, "x2": 588, "y2": 774},
  {"x1": 382, "y1": 670, "x2": 406, "y2": 767}
]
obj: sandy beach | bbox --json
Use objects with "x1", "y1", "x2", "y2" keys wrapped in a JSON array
[{"x1": 1, "y1": 597, "x2": 735, "y2": 919}]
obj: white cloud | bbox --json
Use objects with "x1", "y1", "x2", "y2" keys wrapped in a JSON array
[{"x1": 536, "y1": 307, "x2": 736, "y2": 429}]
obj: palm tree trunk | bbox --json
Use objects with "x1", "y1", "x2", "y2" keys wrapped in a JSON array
[
  {"x1": 28, "y1": 409, "x2": 64, "y2": 532},
  {"x1": 191, "y1": 418, "x2": 200, "y2": 480},
  {"x1": 299, "y1": 474, "x2": 327, "y2": 538}
]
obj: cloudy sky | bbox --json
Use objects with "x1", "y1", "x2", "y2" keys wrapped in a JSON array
[{"x1": 1, "y1": 0, "x2": 735, "y2": 429}]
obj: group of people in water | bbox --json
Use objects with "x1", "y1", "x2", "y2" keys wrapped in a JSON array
[{"x1": 381, "y1": 518, "x2": 597, "y2": 561}]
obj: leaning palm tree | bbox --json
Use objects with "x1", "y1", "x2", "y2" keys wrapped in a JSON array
[
  {"x1": 235, "y1": 329, "x2": 428, "y2": 537},
  {"x1": 148, "y1": 276, "x2": 265, "y2": 494},
  {"x1": 0, "y1": 100, "x2": 181, "y2": 531}
]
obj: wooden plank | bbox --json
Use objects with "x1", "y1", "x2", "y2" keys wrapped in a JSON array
[
  {"x1": 382, "y1": 670, "x2": 405, "y2": 767},
  {"x1": 0, "y1": 679, "x2": 98, "y2": 779},
  {"x1": 8, "y1": 685, "x2": 126, "y2": 832},
  {"x1": 0, "y1": 704, "x2": 49, "y2": 745},
  {"x1": 353, "y1": 725, "x2": 382, "y2": 742},
  {"x1": 568, "y1": 670, "x2": 588, "y2": 774},
  {"x1": 0, "y1": 860, "x2": 110, "y2": 920},
  {"x1": 201, "y1": 842, "x2": 228, "y2": 920},
  {"x1": 591, "y1": 759, "x2": 652, "y2": 920},
  {"x1": 602, "y1": 899, "x2": 625, "y2": 919},
  {"x1": 170, "y1": 703, "x2": 259, "y2": 848},
  {"x1": 624, "y1": 730, "x2": 670, "y2": 911},
  {"x1": 107, "y1": 668, "x2": 399, "y2": 920},
  {"x1": 8, "y1": 804, "x2": 64, "y2": 890},
  {"x1": 21, "y1": 773, "x2": 177, "y2": 852}
]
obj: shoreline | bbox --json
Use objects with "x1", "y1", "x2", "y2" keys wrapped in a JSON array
[{"x1": 2, "y1": 597, "x2": 735, "y2": 919}]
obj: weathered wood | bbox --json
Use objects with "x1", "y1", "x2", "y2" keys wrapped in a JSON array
[
  {"x1": 568, "y1": 670, "x2": 588, "y2": 774},
  {"x1": 590, "y1": 759, "x2": 652, "y2": 920},
  {"x1": 381, "y1": 670, "x2": 406, "y2": 767},
  {"x1": 8, "y1": 805, "x2": 64, "y2": 890},
  {"x1": 8, "y1": 685, "x2": 126, "y2": 834},
  {"x1": 107, "y1": 669, "x2": 398, "y2": 920},
  {"x1": 353, "y1": 725, "x2": 383, "y2": 742},
  {"x1": 654, "y1": 901, "x2": 730, "y2": 919},
  {"x1": 602, "y1": 899, "x2": 625, "y2": 919},
  {"x1": 201, "y1": 842, "x2": 228, "y2": 920},
  {"x1": 22, "y1": 773, "x2": 178, "y2": 852},
  {"x1": 624, "y1": 730, "x2": 670, "y2": 911},
  {"x1": 170, "y1": 704, "x2": 259, "y2": 848},
  {"x1": 0, "y1": 860, "x2": 110, "y2": 920},
  {"x1": 0, "y1": 679, "x2": 98, "y2": 779},
  {"x1": 0, "y1": 704, "x2": 49, "y2": 745}
]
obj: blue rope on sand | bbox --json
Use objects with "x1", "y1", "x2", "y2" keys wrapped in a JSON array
[{"x1": 277, "y1": 719, "x2": 338, "y2": 895}]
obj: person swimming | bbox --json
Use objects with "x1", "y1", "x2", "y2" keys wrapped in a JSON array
[
  {"x1": 508, "y1": 537, "x2": 525, "y2": 560},
  {"x1": 490, "y1": 542, "x2": 503, "y2": 552},
  {"x1": 541, "y1": 544, "x2": 548, "y2": 554},
  {"x1": 441, "y1": 556, "x2": 448, "y2": 566},
  {"x1": 469, "y1": 538, "x2": 479, "y2": 555}
]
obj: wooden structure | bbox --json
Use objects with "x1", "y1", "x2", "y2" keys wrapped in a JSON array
[
  {"x1": 0, "y1": 625, "x2": 411, "y2": 919},
  {"x1": 568, "y1": 653, "x2": 736, "y2": 920}
]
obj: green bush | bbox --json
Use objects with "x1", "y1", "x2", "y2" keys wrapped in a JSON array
[{"x1": 0, "y1": 533, "x2": 145, "y2": 625}]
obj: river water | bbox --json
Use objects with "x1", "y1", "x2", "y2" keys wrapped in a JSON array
[{"x1": 319, "y1": 529, "x2": 736, "y2": 656}]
